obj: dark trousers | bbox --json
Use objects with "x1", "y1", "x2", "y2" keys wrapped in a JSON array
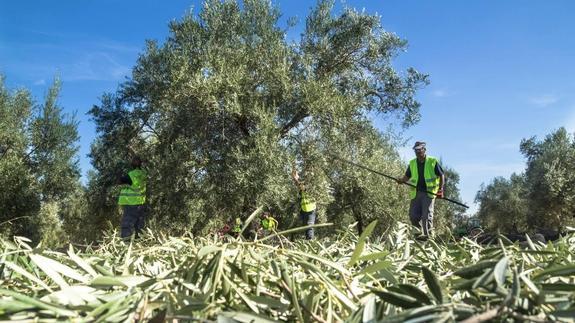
[
  {"x1": 300, "y1": 209, "x2": 316, "y2": 240},
  {"x1": 121, "y1": 205, "x2": 146, "y2": 239},
  {"x1": 409, "y1": 191, "x2": 435, "y2": 236}
]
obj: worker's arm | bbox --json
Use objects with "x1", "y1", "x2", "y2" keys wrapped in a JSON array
[
  {"x1": 291, "y1": 166, "x2": 305, "y2": 190},
  {"x1": 117, "y1": 174, "x2": 132, "y2": 185},
  {"x1": 437, "y1": 174, "x2": 445, "y2": 198},
  {"x1": 397, "y1": 166, "x2": 410, "y2": 184},
  {"x1": 435, "y1": 163, "x2": 445, "y2": 198}
]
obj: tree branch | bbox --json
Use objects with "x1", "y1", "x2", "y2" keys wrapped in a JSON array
[
  {"x1": 0, "y1": 144, "x2": 11, "y2": 161},
  {"x1": 461, "y1": 308, "x2": 500, "y2": 323},
  {"x1": 279, "y1": 110, "x2": 308, "y2": 139}
]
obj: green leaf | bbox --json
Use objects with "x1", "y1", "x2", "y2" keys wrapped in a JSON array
[
  {"x1": 358, "y1": 251, "x2": 390, "y2": 262},
  {"x1": 2, "y1": 261, "x2": 53, "y2": 291},
  {"x1": 67, "y1": 245, "x2": 98, "y2": 277},
  {"x1": 29, "y1": 254, "x2": 71, "y2": 289},
  {"x1": 240, "y1": 205, "x2": 264, "y2": 235},
  {"x1": 42, "y1": 285, "x2": 100, "y2": 307},
  {"x1": 30, "y1": 254, "x2": 87, "y2": 284},
  {"x1": 371, "y1": 289, "x2": 421, "y2": 309},
  {"x1": 472, "y1": 267, "x2": 495, "y2": 289},
  {"x1": 422, "y1": 267, "x2": 443, "y2": 304},
  {"x1": 533, "y1": 263, "x2": 575, "y2": 281},
  {"x1": 93, "y1": 263, "x2": 113, "y2": 276},
  {"x1": 541, "y1": 283, "x2": 575, "y2": 292},
  {"x1": 287, "y1": 249, "x2": 348, "y2": 274},
  {"x1": 347, "y1": 220, "x2": 377, "y2": 267},
  {"x1": 453, "y1": 260, "x2": 498, "y2": 279},
  {"x1": 249, "y1": 295, "x2": 289, "y2": 311},
  {"x1": 197, "y1": 245, "x2": 221, "y2": 259},
  {"x1": 362, "y1": 295, "x2": 377, "y2": 323},
  {"x1": 519, "y1": 274, "x2": 540, "y2": 294},
  {"x1": 222, "y1": 274, "x2": 260, "y2": 314},
  {"x1": 358, "y1": 260, "x2": 392, "y2": 276},
  {"x1": 404, "y1": 313, "x2": 447, "y2": 323},
  {"x1": 552, "y1": 308, "x2": 575, "y2": 321},
  {"x1": 217, "y1": 311, "x2": 277, "y2": 323},
  {"x1": 394, "y1": 284, "x2": 432, "y2": 305},
  {"x1": 493, "y1": 256, "x2": 509, "y2": 287},
  {"x1": 511, "y1": 267, "x2": 520, "y2": 300},
  {"x1": 378, "y1": 268, "x2": 400, "y2": 285},
  {"x1": 0, "y1": 288, "x2": 77, "y2": 317},
  {"x1": 0, "y1": 299, "x2": 35, "y2": 314},
  {"x1": 89, "y1": 275, "x2": 151, "y2": 288}
]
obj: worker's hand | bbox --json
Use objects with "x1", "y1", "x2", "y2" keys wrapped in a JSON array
[
  {"x1": 436, "y1": 189, "x2": 444, "y2": 199},
  {"x1": 291, "y1": 168, "x2": 299, "y2": 181}
]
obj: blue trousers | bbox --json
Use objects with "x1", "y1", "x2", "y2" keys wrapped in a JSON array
[
  {"x1": 121, "y1": 205, "x2": 146, "y2": 239},
  {"x1": 300, "y1": 209, "x2": 316, "y2": 240}
]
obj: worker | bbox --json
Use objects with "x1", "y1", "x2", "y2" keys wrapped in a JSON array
[
  {"x1": 117, "y1": 156, "x2": 148, "y2": 240},
  {"x1": 397, "y1": 141, "x2": 444, "y2": 241},
  {"x1": 261, "y1": 212, "x2": 278, "y2": 232},
  {"x1": 291, "y1": 166, "x2": 316, "y2": 240}
]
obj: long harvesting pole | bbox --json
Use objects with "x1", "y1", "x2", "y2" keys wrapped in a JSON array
[{"x1": 327, "y1": 153, "x2": 469, "y2": 209}]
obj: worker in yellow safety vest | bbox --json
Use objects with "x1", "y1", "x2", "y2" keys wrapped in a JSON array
[
  {"x1": 397, "y1": 141, "x2": 444, "y2": 241},
  {"x1": 261, "y1": 212, "x2": 278, "y2": 231},
  {"x1": 117, "y1": 156, "x2": 148, "y2": 239},
  {"x1": 291, "y1": 166, "x2": 317, "y2": 240}
]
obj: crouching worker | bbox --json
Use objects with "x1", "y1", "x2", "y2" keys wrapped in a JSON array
[
  {"x1": 117, "y1": 156, "x2": 148, "y2": 240},
  {"x1": 261, "y1": 212, "x2": 278, "y2": 233},
  {"x1": 232, "y1": 217, "x2": 242, "y2": 238}
]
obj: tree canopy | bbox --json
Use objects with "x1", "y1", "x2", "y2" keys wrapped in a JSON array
[
  {"x1": 475, "y1": 127, "x2": 575, "y2": 233},
  {"x1": 0, "y1": 76, "x2": 82, "y2": 245},
  {"x1": 87, "y1": 0, "x2": 430, "y2": 235}
]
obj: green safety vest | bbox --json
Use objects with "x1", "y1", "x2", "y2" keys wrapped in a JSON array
[
  {"x1": 300, "y1": 191, "x2": 316, "y2": 212},
  {"x1": 408, "y1": 156, "x2": 440, "y2": 199},
  {"x1": 261, "y1": 217, "x2": 278, "y2": 230},
  {"x1": 118, "y1": 169, "x2": 147, "y2": 206},
  {"x1": 232, "y1": 218, "x2": 242, "y2": 233}
]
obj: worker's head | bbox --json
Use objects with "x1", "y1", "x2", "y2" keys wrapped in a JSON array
[
  {"x1": 413, "y1": 141, "x2": 426, "y2": 159},
  {"x1": 131, "y1": 156, "x2": 143, "y2": 168}
]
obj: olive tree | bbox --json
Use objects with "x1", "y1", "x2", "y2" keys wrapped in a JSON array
[{"x1": 88, "y1": 0, "x2": 429, "y2": 235}]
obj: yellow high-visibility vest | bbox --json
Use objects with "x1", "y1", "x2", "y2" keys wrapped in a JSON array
[
  {"x1": 300, "y1": 191, "x2": 316, "y2": 212},
  {"x1": 118, "y1": 169, "x2": 147, "y2": 206},
  {"x1": 408, "y1": 156, "x2": 440, "y2": 199}
]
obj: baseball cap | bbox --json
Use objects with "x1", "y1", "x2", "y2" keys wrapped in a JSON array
[{"x1": 413, "y1": 141, "x2": 426, "y2": 150}]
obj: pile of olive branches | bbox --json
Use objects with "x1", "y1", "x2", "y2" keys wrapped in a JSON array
[{"x1": 1, "y1": 221, "x2": 574, "y2": 322}]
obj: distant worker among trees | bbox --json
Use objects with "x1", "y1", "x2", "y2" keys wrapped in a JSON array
[
  {"x1": 292, "y1": 165, "x2": 317, "y2": 240},
  {"x1": 397, "y1": 141, "x2": 445, "y2": 240},
  {"x1": 117, "y1": 156, "x2": 148, "y2": 240}
]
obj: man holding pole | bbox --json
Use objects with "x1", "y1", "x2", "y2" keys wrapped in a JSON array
[
  {"x1": 117, "y1": 156, "x2": 148, "y2": 240},
  {"x1": 397, "y1": 141, "x2": 445, "y2": 240},
  {"x1": 291, "y1": 166, "x2": 316, "y2": 240}
]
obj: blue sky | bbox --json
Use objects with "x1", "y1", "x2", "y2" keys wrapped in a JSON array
[{"x1": 2, "y1": 0, "x2": 574, "y2": 214}]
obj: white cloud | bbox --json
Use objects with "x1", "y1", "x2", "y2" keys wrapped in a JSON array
[
  {"x1": 53, "y1": 52, "x2": 131, "y2": 82},
  {"x1": 2, "y1": 34, "x2": 134, "y2": 83},
  {"x1": 528, "y1": 94, "x2": 559, "y2": 107},
  {"x1": 431, "y1": 89, "x2": 448, "y2": 98}
]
